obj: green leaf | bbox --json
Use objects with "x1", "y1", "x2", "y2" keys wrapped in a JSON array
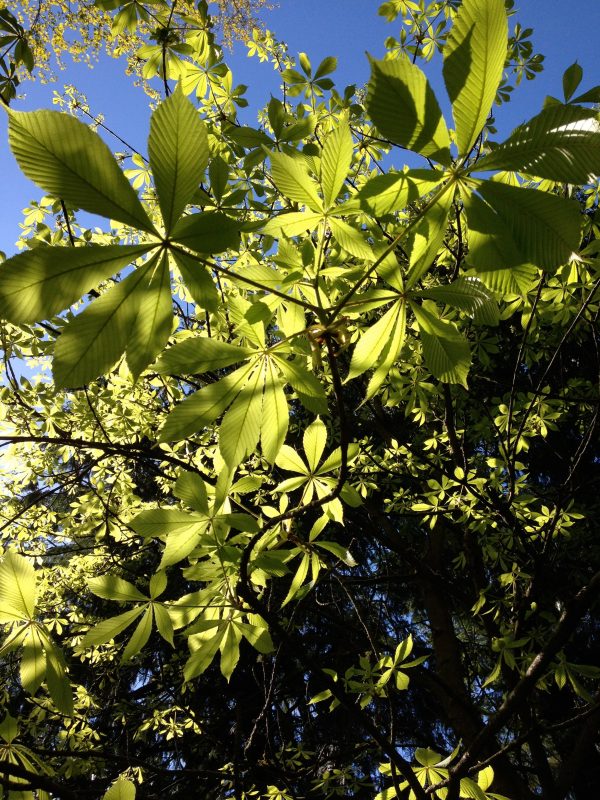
[
  {"x1": 155, "y1": 336, "x2": 253, "y2": 374},
  {"x1": 411, "y1": 301, "x2": 471, "y2": 386},
  {"x1": 20, "y1": 629, "x2": 46, "y2": 694},
  {"x1": 261, "y1": 210, "x2": 324, "y2": 237},
  {"x1": 405, "y1": 187, "x2": 454, "y2": 288},
  {"x1": 328, "y1": 217, "x2": 373, "y2": 260},
  {"x1": 52, "y1": 258, "x2": 154, "y2": 388},
  {"x1": 563, "y1": 62, "x2": 583, "y2": 102},
  {"x1": 159, "y1": 361, "x2": 255, "y2": 442},
  {"x1": 459, "y1": 778, "x2": 488, "y2": 800},
  {"x1": 184, "y1": 627, "x2": 225, "y2": 680},
  {"x1": 174, "y1": 472, "x2": 209, "y2": 514},
  {"x1": 0, "y1": 552, "x2": 36, "y2": 620},
  {"x1": 321, "y1": 115, "x2": 352, "y2": 208},
  {"x1": 219, "y1": 364, "x2": 264, "y2": 468},
  {"x1": 219, "y1": 622, "x2": 241, "y2": 681},
  {"x1": 148, "y1": 571, "x2": 167, "y2": 601},
  {"x1": 442, "y1": 0, "x2": 508, "y2": 156},
  {"x1": 261, "y1": 360, "x2": 289, "y2": 463},
  {"x1": 172, "y1": 249, "x2": 219, "y2": 312},
  {"x1": 316, "y1": 442, "x2": 359, "y2": 475},
  {"x1": 366, "y1": 57, "x2": 451, "y2": 164},
  {"x1": 81, "y1": 606, "x2": 145, "y2": 648},
  {"x1": 149, "y1": 86, "x2": 208, "y2": 233},
  {"x1": 314, "y1": 55, "x2": 337, "y2": 80},
  {"x1": 209, "y1": 155, "x2": 229, "y2": 203},
  {"x1": 130, "y1": 508, "x2": 209, "y2": 567},
  {"x1": 8, "y1": 109, "x2": 156, "y2": 233},
  {"x1": 153, "y1": 603, "x2": 174, "y2": 646},
  {"x1": 315, "y1": 541, "x2": 357, "y2": 567},
  {"x1": 272, "y1": 355, "x2": 327, "y2": 400},
  {"x1": 121, "y1": 606, "x2": 153, "y2": 662},
  {"x1": 126, "y1": 252, "x2": 173, "y2": 380},
  {"x1": 474, "y1": 105, "x2": 600, "y2": 184},
  {"x1": 103, "y1": 777, "x2": 137, "y2": 800},
  {"x1": 347, "y1": 299, "x2": 403, "y2": 382},
  {"x1": 171, "y1": 212, "x2": 239, "y2": 254},
  {"x1": 269, "y1": 150, "x2": 323, "y2": 210},
  {"x1": 0, "y1": 244, "x2": 154, "y2": 324},
  {"x1": 357, "y1": 169, "x2": 443, "y2": 216},
  {"x1": 415, "y1": 276, "x2": 498, "y2": 321},
  {"x1": 468, "y1": 264, "x2": 537, "y2": 296},
  {"x1": 45, "y1": 641, "x2": 73, "y2": 716},
  {"x1": 303, "y1": 417, "x2": 327, "y2": 472},
  {"x1": 363, "y1": 300, "x2": 406, "y2": 402},
  {"x1": 276, "y1": 444, "x2": 309, "y2": 475},
  {"x1": 282, "y1": 553, "x2": 310, "y2": 606},
  {"x1": 463, "y1": 181, "x2": 580, "y2": 271},
  {"x1": 88, "y1": 575, "x2": 148, "y2": 603}
]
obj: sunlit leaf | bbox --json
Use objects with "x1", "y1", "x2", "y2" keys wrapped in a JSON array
[
  {"x1": 8, "y1": 108, "x2": 156, "y2": 233},
  {"x1": 443, "y1": 0, "x2": 508, "y2": 156},
  {"x1": 366, "y1": 57, "x2": 451, "y2": 164},
  {"x1": 149, "y1": 86, "x2": 208, "y2": 233}
]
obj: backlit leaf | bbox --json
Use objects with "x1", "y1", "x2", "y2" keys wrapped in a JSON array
[
  {"x1": 321, "y1": 115, "x2": 352, "y2": 208},
  {"x1": 366, "y1": 57, "x2": 451, "y2": 164},
  {"x1": 149, "y1": 86, "x2": 208, "y2": 233},
  {"x1": 475, "y1": 104, "x2": 600, "y2": 183},
  {"x1": 8, "y1": 108, "x2": 156, "y2": 233},
  {"x1": 0, "y1": 244, "x2": 154, "y2": 324},
  {"x1": 411, "y1": 301, "x2": 471, "y2": 386},
  {"x1": 159, "y1": 361, "x2": 255, "y2": 441},
  {"x1": 443, "y1": 0, "x2": 507, "y2": 156}
]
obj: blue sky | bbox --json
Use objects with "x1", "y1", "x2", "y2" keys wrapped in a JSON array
[{"x1": 1, "y1": 0, "x2": 599, "y2": 253}]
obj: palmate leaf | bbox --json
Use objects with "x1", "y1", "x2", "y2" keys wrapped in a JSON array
[
  {"x1": 442, "y1": 0, "x2": 508, "y2": 157},
  {"x1": 121, "y1": 606, "x2": 153, "y2": 662},
  {"x1": 126, "y1": 252, "x2": 173, "y2": 380},
  {"x1": 155, "y1": 336, "x2": 253, "y2": 374},
  {"x1": 347, "y1": 299, "x2": 403, "y2": 382},
  {"x1": 184, "y1": 626, "x2": 225, "y2": 681},
  {"x1": 405, "y1": 187, "x2": 454, "y2": 289},
  {"x1": 415, "y1": 276, "x2": 498, "y2": 323},
  {"x1": 269, "y1": 150, "x2": 323, "y2": 210},
  {"x1": 103, "y1": 777, "x2": 137, "y2": 800},
  {"x1": 171, "y1": 211, "x2": 240, "y2": 254},
  {"x1": 320, "y1": 115, "x2": 353, "y2": 208},
  {"x1": 475, "y1": 104, "x2": 600, "y2": 183},
  {"x1": 219, "y1": 363, "x2": 264, "y2": 469},
  {"x1": 411, "y1": 301, "x2": 471, "y2": 386},
  {"x1": 130, "y1": 509, "x2": 209, "y2": 568},
  {"x1": 261, "y1": 210, "x2": 324, "y2": 237},
  {"x1": 148, "y1": 85, "x2": 209, "y2": 233},
  {"x1": 0, "y1": 552, "x2": 36, "y2": 620},
  {"x1": 0, "y1": 244, "x2": 154, "y2": 324},
  {"x1": 20, "y1": 629, "x2": 46, "y2": 694},
  {"x1": 174, "y1": 472, "x2": 210, "y2": 515},
  {"x1": 172, "y1": 249, "x2": 219, "y2": 312},
  {"x1": 303, "y1": 417, "x2": 327, "y2": 472},
  {"x1": 45, "y1": 639, "x2": 73, "y2": 715},
  {"x1": 366, "y1": 57, "x2": 451, "y2": 165},
  {"x1": 328, "y1": 217, "x2": 373, "y2": 260},
  {"x1": 260, "y1": 360, "x2": 289, "y2": 463},
  {"x1": 159, "y1": 361, "x2": 255, "y2": 442},
  {"x1": 88, "y1": 575, "x2": 148, "y2": 603},
  {"x1": 81, "y1": 606, "x2": 145, "y2": 648},
  {"x1": 52, "y1": 252, "x2": 167, "y2": 388},
  {"x1": 7, "y1": 109, "x2": 156, "y2": 233},
  {"x1": 463, "y1": 181, "x2": 580, "y2": 271},
  {"x1": 357, "y1": 169, "x2": 444, "y2": 217},
  {"x1": 364, "y1": 300, "x2": 406, "y2": 402}
]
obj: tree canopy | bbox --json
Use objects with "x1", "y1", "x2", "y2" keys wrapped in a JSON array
[{"x1": 0, "y1": 1, "x2": 600, "y2": 799}]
